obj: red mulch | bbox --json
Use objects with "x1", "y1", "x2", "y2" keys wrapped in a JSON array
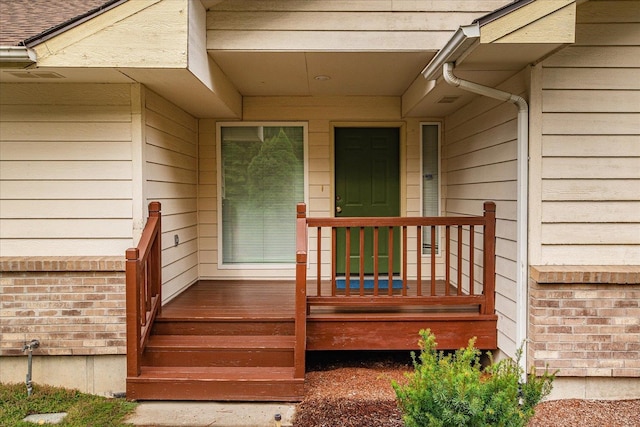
[{"x1": 292, "y1": 351, "x2": 640, "y2": 427}]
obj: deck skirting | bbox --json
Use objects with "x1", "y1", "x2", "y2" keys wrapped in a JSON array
[{"x1": 307, "y1": 313, "x2": 498, "y2": 350}]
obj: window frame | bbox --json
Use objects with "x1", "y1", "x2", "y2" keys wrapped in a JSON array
[
  {"x1": 216, "y1": 121, "x2": 309, "y2": 269},
  {"x1": 420, "y1": 122, "x2": 442, "y2": 256}
]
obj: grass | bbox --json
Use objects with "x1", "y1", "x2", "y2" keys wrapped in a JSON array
[{"x1": 0, "y1": 382, "x2": 137, "y2": 427}]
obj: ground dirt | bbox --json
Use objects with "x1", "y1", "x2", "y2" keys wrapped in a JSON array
[{"x1": 292, "y1": 351, "x2": 640, "y2": 427}]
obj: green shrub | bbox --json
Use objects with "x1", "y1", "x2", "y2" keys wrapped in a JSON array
[{"x1": 393, "y1": 330, "x2": 555, "y2": 427}]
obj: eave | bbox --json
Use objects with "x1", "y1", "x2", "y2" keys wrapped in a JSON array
[
  {"x1": 403, "y1": 0, "x2": 577, "y2": 117},
  {"x1": 5, "y1": 0, "x2": 241, "y2": 119}
]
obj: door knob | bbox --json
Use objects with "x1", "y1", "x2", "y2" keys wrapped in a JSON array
[{"x1": 336, "y1": 206, "x2": 342, "y2": 213}]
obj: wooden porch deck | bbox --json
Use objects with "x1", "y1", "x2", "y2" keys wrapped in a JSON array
[
  {"x1": 161, "y1": 280, "x2": 497, "y2": 351},
  {"x1": 161, "y1": 280, "x2": 297, "y2": 320},
  {"x1": 126, "y1": 202, "x2": 498, "y2": 401},
  {"x1": 161, "y1": 279, "x2": 476, "y2": 319}
]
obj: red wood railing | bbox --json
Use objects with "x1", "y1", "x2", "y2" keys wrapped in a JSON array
[
  {"x1": 294, "y1": 205, "x2": 308, "y2": 379},
  {"x1": 296, "y1": 202, "x2": 496, "y2": 315},
  {"x1": 126, "y1": 202, "x2": 162, "y2": 378}
]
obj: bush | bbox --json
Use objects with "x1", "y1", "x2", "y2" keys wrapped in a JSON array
[{"x1": 393, "y1": 330, "x2": 555, "y2": 427}]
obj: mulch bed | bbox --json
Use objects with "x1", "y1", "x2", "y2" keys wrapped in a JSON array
[
  {"x1": 292, "y1": 351, "x2": 640, "y2": 427},
  {"x1": 293, "y1": 351, "x2": 409, "y2": 427}
]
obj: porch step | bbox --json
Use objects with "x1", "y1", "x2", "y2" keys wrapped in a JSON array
[
  {"x1": 127, "y1": 366, "x2": 304, "y2": 401},
  {"x1": 152, "y1": 316, "x2": 295, "y2": 336},
  {"x1": 142, "y1": 335, "x2": 295, "y2": 367}
]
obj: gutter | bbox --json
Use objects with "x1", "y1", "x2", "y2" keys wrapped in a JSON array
[
  {"x1": 421, "y1": 24, "x2": 479, "y2": 80},
  {"x1": 422, "y1": 29, "x2": 530, "y2": 374},
  {"x1": 0, "y1": 46, "x2": 36, "y2": 67}
]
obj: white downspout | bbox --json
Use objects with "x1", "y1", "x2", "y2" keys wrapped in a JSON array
[{"x1": 443, "y1": 62, "x2": 529, "y2": 373}]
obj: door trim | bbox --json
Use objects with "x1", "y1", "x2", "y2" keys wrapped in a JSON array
[{"x1": 330, "y1": 122, "x2": 406, "y2": 217}]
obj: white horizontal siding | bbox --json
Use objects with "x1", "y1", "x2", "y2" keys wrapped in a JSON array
[
  {"x1": 143, "y1": 88, "x2": 199, "y2": 302},
  {"x1": 538, "y1": 0, "x2": 640, "y2": 265},
  {"x1": 0, "y1": 142, "x2": 132, "y2": 160},
  {"x1": 0, "y1": 161, "x2": 132, "y2": 180},
  {"x1": 0, "y1": 199, "x2": 132, "y2": 219},
  {"x1": 33, "y1": 0, "x2": 188, "y2": 69},
  {"x1": 0, "y1": 122, "x2": 131, "y2": 141},
  {"x1": 443, "y1": 71, "x2": 527, "y2": 358},
  {"x1": 206, "y1": 0, "x2": 511, "y2": 51},
  {"x1": 208, "y1": 1, "x2": 510, "y2": 12},
  {"x1": 208, "y1": 11, "x2": 487, "y2": 31},
  {"x1": 542, "y1": 201, "x2": 640, "y2": 223},
  {"x1": 0, "y1": 83, "x2": 134, "y2": 256}
]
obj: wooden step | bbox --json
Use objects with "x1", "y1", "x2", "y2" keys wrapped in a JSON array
[
  {"x1": 142, "y1": 335, "x2": 295, "y2": 367},
  {"x1": 152, "y1": 317, "x2": 295, "y2": 336},
  {"x1": 127, "y1": 366, "x2": 304, "y2": 401}
]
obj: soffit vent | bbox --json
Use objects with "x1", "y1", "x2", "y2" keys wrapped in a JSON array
[
  {"x1": 6, "y1": 71, "x2": 65, "y2": 79},
  {"x1": 437, "y1": 96, "x2": 460, "y2": 104}
]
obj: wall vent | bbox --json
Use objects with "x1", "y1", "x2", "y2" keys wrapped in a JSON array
[
  {"x1": 437, "y1": 96, "x2": 460, "y2": 104},
  {"x1": 6, "y1": 71, "x2": 65, "y2": 79}
]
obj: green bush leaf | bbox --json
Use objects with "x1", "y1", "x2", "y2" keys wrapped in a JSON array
[{"x1": 393, "y1": 330, "x2": 555, "y2": 427}]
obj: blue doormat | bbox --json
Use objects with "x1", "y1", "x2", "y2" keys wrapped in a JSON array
[{"x1": 336, "y1": 277, "x2": 404, "y2": 289}]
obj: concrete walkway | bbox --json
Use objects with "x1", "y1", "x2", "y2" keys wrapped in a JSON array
[{"x1": 126, "y1": 401, "x2": 296, "y2": 427}]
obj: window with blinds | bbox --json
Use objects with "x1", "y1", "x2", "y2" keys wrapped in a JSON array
[
  {"x1": 218, "y1": 124, "x2": 306, "y2": 265},
  {"x1": 422, "y1": 123, "x2": 440, "y2": 254}
]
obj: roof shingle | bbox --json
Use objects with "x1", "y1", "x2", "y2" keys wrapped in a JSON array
[{"x1": 0, "y1": 0, "x2": 117, "y2": 46}]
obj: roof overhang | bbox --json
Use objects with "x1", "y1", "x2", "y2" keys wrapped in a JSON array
[
  {"x1": 1, "y1": 0, "x2": 579, "y2": 119},
  {"x1": 1, "y1": 0, "x2": 241, "y2": 119},
  {"x1": 403, "y1": 0, "x2": 577, "y2": 117}
]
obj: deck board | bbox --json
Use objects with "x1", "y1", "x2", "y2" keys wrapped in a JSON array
[
  {"x1": 160, "y1": 280, "x2": 296, "y2": 319},
  {"x1": 161, "y1": 279, "x2": 476, "y2": 319}
]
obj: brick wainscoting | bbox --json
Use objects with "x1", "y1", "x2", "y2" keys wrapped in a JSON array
[
  {"x1": 529, "y1": 266, "x2": 640, "y2": 398},
  {"x1": 0, "y1": 257, "x2": 126, "y2": 356}
]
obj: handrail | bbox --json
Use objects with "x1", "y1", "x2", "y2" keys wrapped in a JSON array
[
  {"x1": 296, "y1": 202, "x2": 496, "y2": 316},
  {"x1": 126, "y1": 202, "x2": 162, "y2": 378}
]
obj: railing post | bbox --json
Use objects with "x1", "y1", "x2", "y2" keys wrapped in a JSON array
[
  {"x1": 125, "y1": 247, "x2": 141, "y2": 377},
  {"x1": 294, "y1": 203, "x2": 308, "y2": 379},
  {"x1": 483, "y1": 202, "x2": 496, "y2": 315}
]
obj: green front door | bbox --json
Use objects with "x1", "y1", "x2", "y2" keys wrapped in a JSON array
[{"x1": 335, "y1": 127, "x2": 400, "y2": 275}]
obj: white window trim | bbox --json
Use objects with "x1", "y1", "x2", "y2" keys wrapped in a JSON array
[
  {"x1": 420, "y1": 121, "x2": 442, "y2": 256},
  {"x1": 216, "y1": 121, "x2": 309, "y2": 269}
]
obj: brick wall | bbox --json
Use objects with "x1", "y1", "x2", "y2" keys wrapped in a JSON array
[
  {"x1": 0, "y1": 257, "x2": 126, "y2": 356},
  {"x1": 529, "y1": 266, "x2": 640, "y2": 378}
]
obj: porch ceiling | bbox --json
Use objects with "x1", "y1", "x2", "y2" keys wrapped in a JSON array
[
  {"x1": 0, "y1": 42, "x2": 563, "y2": 119},
  {"x1": 208, "y1": 51, "x2": 435, "y2": 97},
  {"x1": 208, "y1": 40, "x2": 564, "y2": 117}
]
